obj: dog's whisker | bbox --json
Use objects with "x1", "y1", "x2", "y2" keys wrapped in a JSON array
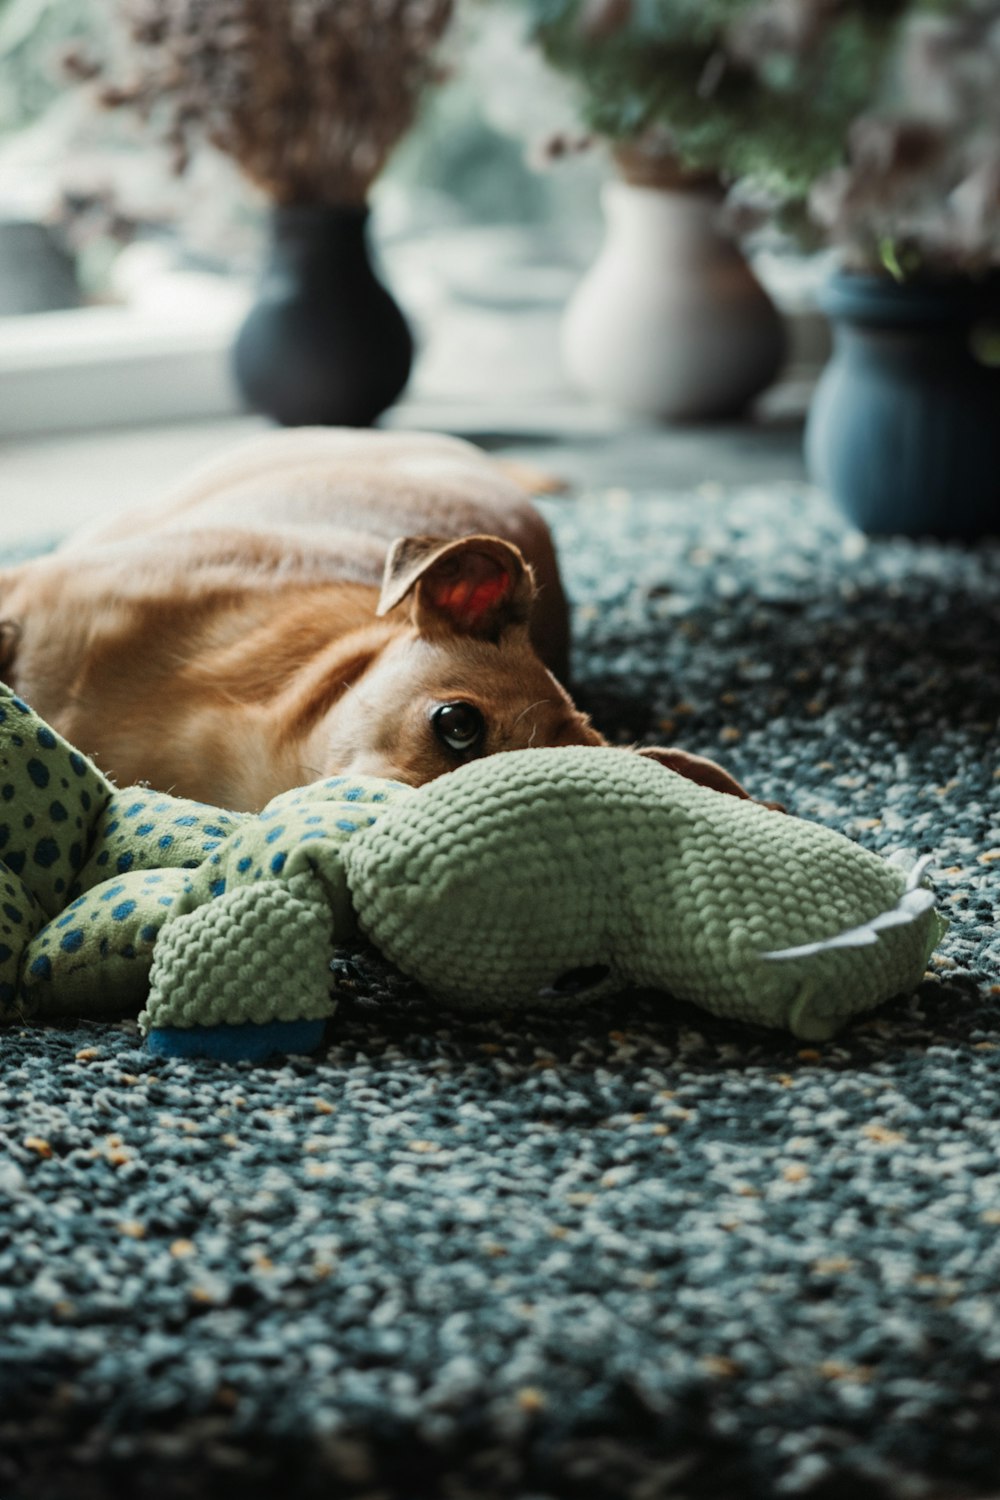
[
  {"x1": 338, "y1": 677, "x2": 379, "y2": 710},
  {"x1": 512, "y1": 698, "x2": 551, "y2": 732}
]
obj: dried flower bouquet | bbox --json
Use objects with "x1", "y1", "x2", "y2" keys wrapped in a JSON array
[{"x1": 75, "y1": 0, "x2": 454, "y2": 205}]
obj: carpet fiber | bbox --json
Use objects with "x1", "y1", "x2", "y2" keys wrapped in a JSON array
[{"x1": 2, "y1": 484, "x2": 999, "y2": 1500}]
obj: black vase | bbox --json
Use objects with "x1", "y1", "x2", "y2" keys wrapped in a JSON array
[
  {"x1": 805, "y1": 270, "x2": 1000, "y2": 539},
  {"x1": 233, "y1": 204, "x2": 414, "y2": 428}
]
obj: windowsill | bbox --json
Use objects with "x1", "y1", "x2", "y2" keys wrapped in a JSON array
[
  {"x1": 0, "y1": 298, "x2": 245, "y2": 437},
  {"x1": 0, "y1": 229, "x2": 831, "y2": 443}
]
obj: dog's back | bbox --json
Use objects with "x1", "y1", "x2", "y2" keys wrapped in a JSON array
[{"x1": 41, "y1": 427, "x2": 570, "y2": 663}]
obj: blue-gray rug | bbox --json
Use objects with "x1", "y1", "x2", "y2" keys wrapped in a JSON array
[{"x1": 2, "y1": 484, "x2": 999, "y2": 1500}]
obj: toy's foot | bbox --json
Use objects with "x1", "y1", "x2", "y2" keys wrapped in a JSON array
[
  {"x1": 140, "y1": 876, "x2": 341, "y2": 1060},
  {"x1": 145, "y1": 1018, "x2": 327, "y2": 1062}
]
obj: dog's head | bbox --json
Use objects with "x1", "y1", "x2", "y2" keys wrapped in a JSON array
[{"x1": 321, "y1": 534, "x2": 602, "y2": 785}]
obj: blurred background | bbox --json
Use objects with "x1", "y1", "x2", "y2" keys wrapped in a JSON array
[{"x1": 1, "y1": 0, "x2": 997, "y2": 539}]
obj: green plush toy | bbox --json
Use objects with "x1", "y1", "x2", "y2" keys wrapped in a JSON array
[{"x1": 0, "y1": 684, "x2": 945, "y2": 1058}]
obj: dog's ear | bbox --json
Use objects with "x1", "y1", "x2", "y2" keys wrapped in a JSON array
[
  {"x1": 637, "y1": 745, "x2": 785, "y2": 810},
  {"x1": 376, "y1": 535, "x2": 536, "y2": 641}
]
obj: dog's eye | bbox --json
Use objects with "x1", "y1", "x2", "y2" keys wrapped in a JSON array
[{"x1": 431, "y1": 701, "x2": 485, "y2": 756}]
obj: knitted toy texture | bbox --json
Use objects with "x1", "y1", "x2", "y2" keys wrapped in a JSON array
[
  {"x1": 0, "y1": 686, "x2": 945, "y2": 1057},
  {"x1": 344, "y1": 749, "x2": 946, "y2": 1041}
]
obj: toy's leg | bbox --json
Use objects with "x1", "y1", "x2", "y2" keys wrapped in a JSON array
[
  {"x1": 19, "y1": 869, "x2": 193, "y2": 1022},
  {"x1": 69, "y1": 790, "x2": 247, "y2": 901},
  {"x1": 0, "y1": 866, "x2": 49, "y2": 1022},
  {"x1": 0, "y1": 687, "x2": 114, "y2": 919},
  {"x1": 140, "y1": 872, "x2": 340, "y2": 1061}
]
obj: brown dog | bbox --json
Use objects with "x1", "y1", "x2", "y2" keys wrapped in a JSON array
[{"x1": 0, "y1": 428, "x2": 759, "y2": 811}]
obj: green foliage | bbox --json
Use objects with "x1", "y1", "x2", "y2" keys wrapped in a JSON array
[{"x1": 525, "y1": 1, "x2": 908, "y2": 206}]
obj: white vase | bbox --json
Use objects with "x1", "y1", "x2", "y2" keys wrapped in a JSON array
[{"x1": 561, "y1": 179, "x2": 786, "y2": 420}]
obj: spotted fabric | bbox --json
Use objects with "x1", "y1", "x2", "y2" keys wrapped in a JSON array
[{"x1": 0, "y1": 684, "x2": 412, "y2": 1028}]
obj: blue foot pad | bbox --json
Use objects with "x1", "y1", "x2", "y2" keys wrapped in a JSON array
[{"x1": 145, "y1": 1018, "x2": 326, "y2": 1062}]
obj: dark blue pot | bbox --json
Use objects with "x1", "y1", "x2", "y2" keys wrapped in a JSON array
[
  {"x1": 805, "y1": 271, "x2": 1000, "y2": 538},
  {"x1": 233, "y1": 204, "x2": 413, "y2": 428}
]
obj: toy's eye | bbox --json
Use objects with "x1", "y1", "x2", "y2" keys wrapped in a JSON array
[
  {"x1": 431, "y1": 701, "x2": 485, "y2": 756},
  {"x1": 538, "y1": 963, "x2": 611, "y2": 1000}
]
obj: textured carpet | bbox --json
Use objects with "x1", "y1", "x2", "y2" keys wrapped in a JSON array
[{"x1": 2, "y1": 484, "x2": 999, "y2": 1500}]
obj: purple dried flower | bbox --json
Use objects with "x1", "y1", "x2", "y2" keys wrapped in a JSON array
[{"x1": 89, "y1": 0, "x2": 454, "y2": 205}]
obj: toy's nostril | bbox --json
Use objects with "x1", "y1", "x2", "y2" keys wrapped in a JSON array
[{"x1": 539, "y1": 963, "x2": 611, "y2": 999}]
